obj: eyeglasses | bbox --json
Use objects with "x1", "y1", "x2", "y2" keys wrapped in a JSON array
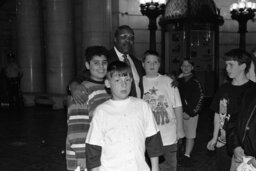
[{"x1": 119, "y1": 34, "x2": 134, "y2": 40}]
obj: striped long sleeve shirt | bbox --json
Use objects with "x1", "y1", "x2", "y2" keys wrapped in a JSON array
[{"x1": 66, "y1": 78, "x2": 111, "y2": 171}]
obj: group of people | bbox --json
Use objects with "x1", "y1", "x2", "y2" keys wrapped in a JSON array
[
  {"x1": 65, "y1": 25, "x2": 256, "y2": 171},
  {"x1": 206, "y1": 49, "x2": 256, "y2": 171}
]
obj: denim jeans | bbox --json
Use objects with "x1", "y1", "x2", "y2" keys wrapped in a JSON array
[
  {"x1": 215, "y1": 146, "x2": 232, "y2": 171},
  {"x1": 160, "y1": 144, "x2": 177, "y2": 171}
]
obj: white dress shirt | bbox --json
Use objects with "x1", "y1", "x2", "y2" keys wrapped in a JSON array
[{"x1": 114, "y1": 47, "x2": 141, "y2": 98}]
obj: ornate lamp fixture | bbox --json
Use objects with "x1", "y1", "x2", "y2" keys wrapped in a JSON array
[
  {"x1": 139, "y1": 0, "x2": 166, "y2": 50},
  {"x1": 230, "y1": 0, "x2": 256, "y2": 49}
]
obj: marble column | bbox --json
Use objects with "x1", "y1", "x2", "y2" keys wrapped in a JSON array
[
  {"x1": 17, "y1": 0, "x2": 44, "y2": 106},
  {"x1": 80, "y1": 0, "x2": 111, "y2": 69},
  {"x1": 45, "y1": 0, "x2": 74, "y2": 95}
]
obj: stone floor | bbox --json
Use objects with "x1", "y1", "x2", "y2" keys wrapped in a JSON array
[{"x1": 0, "y1": 100, "x2": 218, "y2": 171}]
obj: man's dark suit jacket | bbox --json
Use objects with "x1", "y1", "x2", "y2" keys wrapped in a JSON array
[{"x1": 70, "y1": 48, "x2": 144, "y2": 97}]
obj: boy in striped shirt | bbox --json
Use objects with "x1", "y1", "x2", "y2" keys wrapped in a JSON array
[{"x1": 66, "y1": 46, "x2": 111, "y2": 171}]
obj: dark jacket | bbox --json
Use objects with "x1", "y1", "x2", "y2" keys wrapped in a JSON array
[
  {"x1": 178, "y1": 75, "x2": 204, "y2": 117},
  {"x1": 69, "y1": 48, "x2": 144, "y2": 97},
  {"x1": 227, "y1": 84, "x2": 256, "y2": 157}
]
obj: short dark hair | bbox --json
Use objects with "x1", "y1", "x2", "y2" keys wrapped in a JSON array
[
  {"x1": 84, "y1": 46, "x2": 109, "y2": 62},
  {"x1": 114, "y1": 25, "x2": 134, "y2": 38},
  {"x1": 251, "y1": 47, "x2": 256, "y2": 55},
  {"x1": 224, "y1": 48, "x2": 252, "y2": 73},
  {"x1": 181, "y1": 58, "x2": 195, "y2": 67},
  {"x1": 142, "y1": 50, "x2": 160, "y2": 62},
  {"x1": 106, "y1": 61, "x2": 132, "y2": 79}
]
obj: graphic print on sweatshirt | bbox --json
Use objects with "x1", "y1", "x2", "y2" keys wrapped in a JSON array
[
  {"x1": 217, "y1": 97, "x2": 230, "y2": 148},
  {"x1": 143, "y1": 86, "x2": 172, "y2": 125}
]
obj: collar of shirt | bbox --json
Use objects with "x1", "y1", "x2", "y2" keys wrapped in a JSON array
[{"x1": 114, "y1": 46, "x2": 131, "y2": 62}]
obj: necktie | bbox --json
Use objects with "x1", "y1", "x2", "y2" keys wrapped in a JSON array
[
  {"x1": 122, "y1": 54, "x2": 137, "y2": 97},
  {"x1": 123, "y1": 54, "x2": 130, "y2": 66}
]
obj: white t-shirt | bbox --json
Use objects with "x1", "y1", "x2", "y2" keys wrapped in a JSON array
[
  {"x1": 143, "y1": 74, "x2": 182, "y2": 145},
  {"x1": 86, "y1": 97, "x2": 159, "y2": 171}
]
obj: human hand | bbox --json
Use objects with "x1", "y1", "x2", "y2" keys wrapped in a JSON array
[
  {"x1": 77, "y1": 158, "x2": 86, "y2": 170},
  {"x1": 170, "y1": 74, "x2": 178, "y2": 88},
  {"x1": 206, "y1": 138, "x2": 217, "y2": 151},
  {"x1": 247, "y1": 157, "x2": 256, "y2": 168},
  {"x1": 183, "y1": 112, "x2": 190, "y2": 120},
  {"x1": 70, "y1": 82, "x2": 88, "y2": 104},
  {"x1": 177, "y1": 128, "x2": 185, "y2": 140},
  {"x1": 233, "y1": 146, "x2": 245, "y2": 163}
]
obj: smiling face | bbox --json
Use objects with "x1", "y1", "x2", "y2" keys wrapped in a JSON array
[
  {"x1": 143, "y1": 54, "x2": 160, "y2": 77},
  {"x1": 105, "y1": 71, "x2": 132, "y2": 100},
  {"x1": 86, "y1": 55, "x2": 108, "y2": 81},
  {"x1": 114, "y1": 28, "x2": 134, "y2": 55},
  {"x1": 181, "y1": 60, "x2": 194, "y2": 76},
  {"x1": 225, "y1": 60, "x2": 245, "y2": 79}
]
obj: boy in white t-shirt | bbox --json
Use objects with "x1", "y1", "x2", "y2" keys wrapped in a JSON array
[
  {"x1": 85, "y1": 61, "x2": 163, "y2": 171},
  {"x1": 142, "y1": 50, "x2": 185, "y2": 171}
]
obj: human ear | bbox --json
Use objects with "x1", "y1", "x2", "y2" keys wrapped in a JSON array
[
  {"x1": 85, "y1": 62, "x2": 90, "y2": 70},
  {"x1": 105, "y1": 79, "x2": 110, "y2": 88},
  {"x1": 241, "y1": 63, "x2": 246, "y2": 71}
]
